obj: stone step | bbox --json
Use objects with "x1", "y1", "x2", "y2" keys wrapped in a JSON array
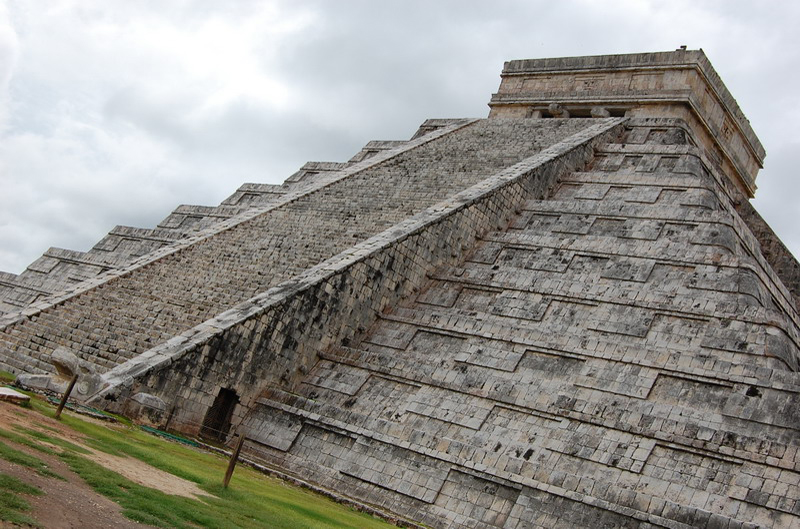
[
  {"x1": 219, "y1": 183, "x2": 287, "y2": 207},
  {"x1": 348, "y1": 140, "x2": 410, "y2": 163},
  {"x1": 245, "y1": 346, "x2": 798, "y2": 529},
  {"x1": 89, "y1": 225, "x2": 186, "y2": 258},
  {"x1": 560, "y1": 170, "x2": 710, "y2": 189},
  {"x1": 283, "y1": 161, "x2": 349, "y2": 184},
  {"x1": 156, "y1": 204, "x2": 245, "y2": 231}
]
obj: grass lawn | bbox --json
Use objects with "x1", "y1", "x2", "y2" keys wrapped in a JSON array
[
  {"x1": 0, "y1": 472, "x2": 43, "y2": 526},
  {"x1": 0, "y1": 393, "x2": 396, "y2": 528}
]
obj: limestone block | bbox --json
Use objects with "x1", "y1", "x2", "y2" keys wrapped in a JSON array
[
  {"x1": 15, "y1": 373, "x2": 67, "y2": 394},
  {"x1": 0, "y1": 387, "x2": 30, "y2": 404},
  {"x1": 131, "y1": 392, "x2": 167, "y2": 411},
  {"x1": 51, "y1": 348, "x2": 79, "y2": 378}
]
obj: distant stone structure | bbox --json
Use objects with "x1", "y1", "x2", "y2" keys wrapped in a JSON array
[{"x1": 1, "y1": 50, "x2": 799, "y2": 528}]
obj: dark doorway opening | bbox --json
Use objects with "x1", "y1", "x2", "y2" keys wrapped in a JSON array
[{"x1": 201, "y1": 387, "x2": 239, "y2": 442}]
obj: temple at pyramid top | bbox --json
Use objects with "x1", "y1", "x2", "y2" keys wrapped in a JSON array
[{"x1": 488, "y1": 49, "x2": 764, "y2": 197}]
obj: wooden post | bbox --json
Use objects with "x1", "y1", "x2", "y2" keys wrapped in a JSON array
[
  {"x1": 54, "y1": 374, "x2": 79, "y2": 420},
  {"x1": 223, "y1": 432, "x2": 246, "y2": 488}
]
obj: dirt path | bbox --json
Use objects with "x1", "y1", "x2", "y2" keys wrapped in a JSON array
[
  {"x1": 84, "y1": 448, "x2": 210, "y2": 500},
  {"x1": 0, "y1": 401, "x2": 208, "y2": 527},
  {"x1": 0, "y1": 444, "x2": 150, "y2": 529}
]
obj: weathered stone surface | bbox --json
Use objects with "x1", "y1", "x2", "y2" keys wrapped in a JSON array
[
  {"x1": 51, "y1": 348, "x2": 79, "y2": 378},
  {"x1": 0, "y1": 118, "x2": 597, "y2": 377},
  {"x1": 489, "y1": 50, "x2": 765, "y2": 198},
  {"x1": 0, "y1": 387, "x2": 30, "y2": 404},
  {"x1": 0, "y1": 50, "x2": 798, "y2": 528},
  {"x1": 233, "y1": 117, "x2": 799, "y2": 528},
  {"x1": 15, "y1": 373, "x2": 67, "y2": 394},
  {"x1": 123, "y1": 392, "x2": 168, "y2": 428},
  {"x1": 130, "y1": 392, "x2": 166, "y2": 411}
]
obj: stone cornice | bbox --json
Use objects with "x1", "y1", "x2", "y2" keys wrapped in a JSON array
[{"x1": 488, "y1": 50, "x2": 764, "y2": 198}]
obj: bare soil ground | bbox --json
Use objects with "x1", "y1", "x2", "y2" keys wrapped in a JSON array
[{"x1": 0, "y1": 401, "x2": 207, "y2": 528}]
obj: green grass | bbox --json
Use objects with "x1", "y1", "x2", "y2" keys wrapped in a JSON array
[
  {"x1": 60, "y1": 452, "x2": 221, "y2": 528},
  {"x1": 60, "y1": 416, "x2": 206, "y2": 484},
  {"x1": 0, "y1": 440, "x2": 64, "y2": 480},
  {"x1": 60, "y1": 451, "x2": 380, "y2": 529},
  {"x1": 10, "y1": 397, "x2": 394, "y2": 529},
  {"x1": 12, "y1": 425, "x2": 91, "y2": 455},
  {"x1": 0, "y1": 472, "x2": 43, "y2": 527},
  {"x1": 0, "y1": 370, "x2": 15, "y2": 383},
  {"x1": 0, "y1": 427, "x2": 57, "y2": 455}
]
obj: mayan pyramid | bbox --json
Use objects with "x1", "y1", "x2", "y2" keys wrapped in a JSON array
[{"x1": 1, "y1": 49, "x2": 799, "y2": 528}]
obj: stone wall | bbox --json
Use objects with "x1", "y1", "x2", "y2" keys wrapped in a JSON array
[
  {"x1": 238, "y1": 118, "x2": 800, "y2": 528},
  {"x1": 733, "y1": 198, "x2": 800, "y2": 310}
]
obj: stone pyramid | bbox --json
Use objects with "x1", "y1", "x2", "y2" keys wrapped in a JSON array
[{"x1": 2, "y1": 50, "x2": 799, "y2": 528}]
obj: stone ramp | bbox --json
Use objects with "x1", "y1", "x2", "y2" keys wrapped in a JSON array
[
  {"x1": 239, "y1": 120, "x2": 800, "y2": 528},
  {"x1": 0, "y1": 161, "x2": 362, "y2": 315}
]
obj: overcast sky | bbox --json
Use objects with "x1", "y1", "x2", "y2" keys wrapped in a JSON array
[{"x1": 0, "y1": 1, "x2": 798, "y2": 274}]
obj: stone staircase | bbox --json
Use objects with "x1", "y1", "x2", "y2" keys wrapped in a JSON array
[
  {"x1": 0, "y1": 117, "x2": 597, "y2": 377},
  {"x1": 0, "y1": 121, "x2": 468, "y2": 318}
]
